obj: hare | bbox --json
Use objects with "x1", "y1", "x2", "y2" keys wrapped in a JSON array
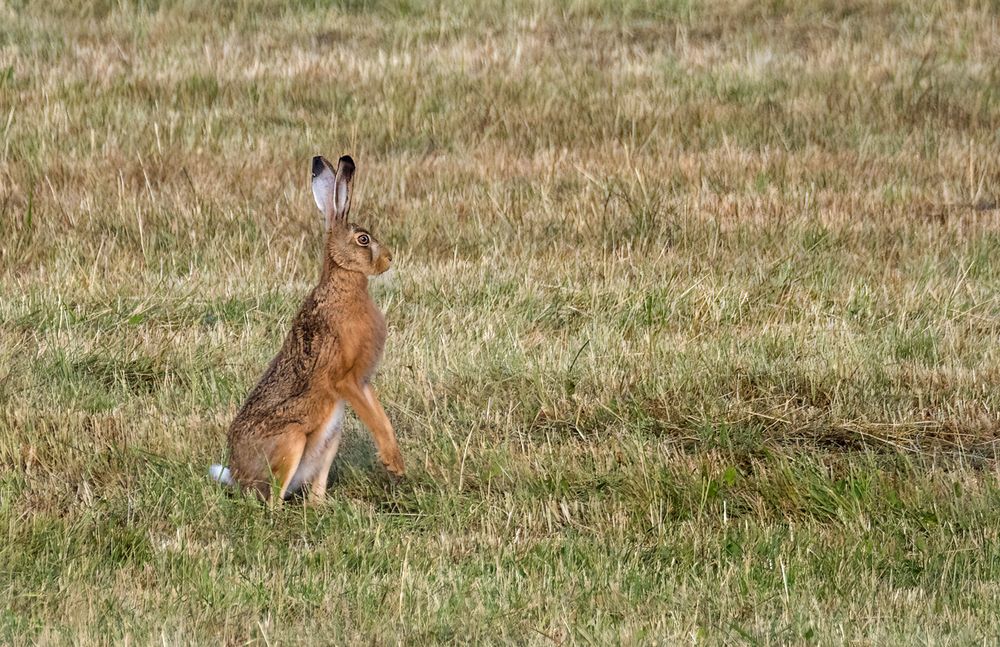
[{"x1": 209, "y1": 154, "x2": 404, "y2": 503}]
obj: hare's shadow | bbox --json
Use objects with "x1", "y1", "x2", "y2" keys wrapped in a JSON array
[{"x1": 327, "y1": 426, "x2": 381, "y2": 486}]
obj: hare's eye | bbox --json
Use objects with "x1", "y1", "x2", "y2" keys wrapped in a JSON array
[{"x1": 357, "y1": 233, "x2": 370, "y2": 246}]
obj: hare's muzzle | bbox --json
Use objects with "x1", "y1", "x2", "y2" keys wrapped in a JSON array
[{"x1": 375, "y1": 249, "x2": 392, "y2": 274}]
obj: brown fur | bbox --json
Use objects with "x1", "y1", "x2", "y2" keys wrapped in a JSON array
[{"x1": 225, "y1": 154, "x2": 404, "y2": 503}]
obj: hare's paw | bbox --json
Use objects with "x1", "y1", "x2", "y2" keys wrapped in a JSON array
[{"x1": 380, "y1": 450, "x2": 405, "y2": 478}]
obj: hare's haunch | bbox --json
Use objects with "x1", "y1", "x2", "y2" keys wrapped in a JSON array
[{"x1": 210, "y1": 155, "x2": 404, "y2": 503}]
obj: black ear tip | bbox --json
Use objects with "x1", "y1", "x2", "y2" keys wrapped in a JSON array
[
  {"x1": 338, "y1": 155, "x2": 355, "y2": 172},
  {"x1": 311, "y1": 156, "x2": 328, "y2": 178}
]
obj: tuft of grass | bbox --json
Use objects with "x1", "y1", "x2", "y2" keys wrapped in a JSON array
[{"x1": 2, "y1": 0, "x2": 1000, "y2": 643}]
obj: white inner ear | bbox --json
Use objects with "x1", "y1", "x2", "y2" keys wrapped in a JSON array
[
  {"x1": 312, "y1": 166, "x2": 337, "y2": 224},
  {"x1": 334, "y1": 176, "x2": 351, "y2": 219}
]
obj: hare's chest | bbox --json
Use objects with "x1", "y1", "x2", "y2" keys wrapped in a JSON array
[{"x1": 332, "y1": 304, "x2": 386, "y2": 374}]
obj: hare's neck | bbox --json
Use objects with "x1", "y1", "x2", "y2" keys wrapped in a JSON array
[{"x1": 319, "y1": 263, "x2": 368, "y2": 297}]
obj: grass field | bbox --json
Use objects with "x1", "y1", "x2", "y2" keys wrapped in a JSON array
[{"x1": 3, "y1": 0, "x2": 1000, "y2": 643}]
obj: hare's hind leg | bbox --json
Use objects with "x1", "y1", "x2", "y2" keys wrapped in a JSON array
[
  {"x1": 307, "y1": 429, "x2": 344, "y2": 505},
  {"x1": 270, "y1": 433, "x2": 307, "y2": 501},
  {"x1": 305, "y1": 402, "x2": 346, "y2": 506}
]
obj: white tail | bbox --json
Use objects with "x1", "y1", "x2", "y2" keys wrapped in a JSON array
[{"x1": 208, "y1": 464, "x2": 233, "y2": 486}]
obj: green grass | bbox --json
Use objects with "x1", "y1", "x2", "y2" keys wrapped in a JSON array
[{"x1": 2, "y1": 0, "x2": 1000, "y2": 643}]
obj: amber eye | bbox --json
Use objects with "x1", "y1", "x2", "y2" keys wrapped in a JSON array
[{"x1": 357, "y1": 233, "x2": 370, "y2": 246}]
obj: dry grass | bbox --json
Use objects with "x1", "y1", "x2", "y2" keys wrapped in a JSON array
[{"x1": 2, "y1": 0, "x2": 1000, "y2": 644}]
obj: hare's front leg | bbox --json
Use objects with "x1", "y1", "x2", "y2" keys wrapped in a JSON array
[{"x1": 341, "y1": 381, "x2": 405, "y2": 477}]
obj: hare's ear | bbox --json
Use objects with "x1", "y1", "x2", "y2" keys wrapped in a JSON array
[
  {"x1": 311, "y1": 155, "x2": 338, "y2": 227},
  {"x1": 332, "y1": 155, "x2": 355, "y2": 221},
  {"x1": 311, "y1": 154, "x2": 355, "y2": 227}
]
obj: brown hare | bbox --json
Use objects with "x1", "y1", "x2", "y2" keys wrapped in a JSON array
[{"x1": 209, "y1": 154, "x2": 404, "y2": 503}]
